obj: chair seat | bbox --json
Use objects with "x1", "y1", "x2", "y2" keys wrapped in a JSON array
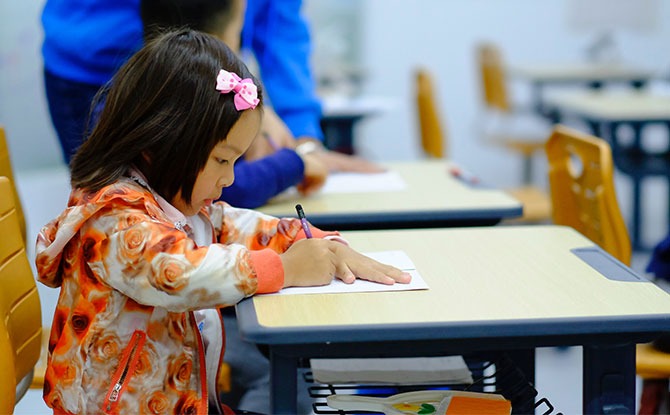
[
  {"x1": 504, "y1": 186, "x2": 552, "y2": 222},
  {"x1": 499, "y1": 139, "x2": 546, "y2": 157},
  {"x1": 30, "y1": 330, "x2": 49, "y2": 389},
  {"x1": 637, "y1": 343, "x2": 670, "y2": 380}
]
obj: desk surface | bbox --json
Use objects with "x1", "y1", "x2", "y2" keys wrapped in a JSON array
[
  {"x1": 257, "y1": 160, "x2": 522, "y2": 229},
  {"x1": 545, "y1": 91, "x2": 670, "y2": 122},
  {"x1": 508, "y1": 62, "x2": 656, "y2": 83},
  {"x1": 238, "y1": 225, "x2": 670, "y2": 344}
]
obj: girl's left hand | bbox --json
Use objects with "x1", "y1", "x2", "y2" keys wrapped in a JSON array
[{"x1": 330, "y1": 242, "x2": 412, "y2": 285}]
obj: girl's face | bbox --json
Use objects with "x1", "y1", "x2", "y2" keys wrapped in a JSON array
[{"x1": 171, "y1": 109, "x2": 261, "y2": 216}]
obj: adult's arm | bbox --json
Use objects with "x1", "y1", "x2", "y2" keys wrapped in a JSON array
[{"x1": 242, "y1": 0, "x2": 324, "y2": 141}]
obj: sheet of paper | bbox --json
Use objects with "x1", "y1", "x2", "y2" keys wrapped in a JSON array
[
  {"x1": 263, "y1": 250, "x2": 429, "y2": 296},
  {"x1": 311, "y1": 355, "x2": 473, "y2": 385},
  {"x1": 320, "y1": 170, "x2": 407, "y2": 194}
]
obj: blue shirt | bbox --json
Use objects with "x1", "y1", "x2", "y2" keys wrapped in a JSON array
[
  {"x1": 41, "y1": 0, "x2": 143, "y2": 85},
  {"x1": 241, "y1": 0, "x2": 324, "y2": 141},
  {"x1": 40, "y1": 0, "x2": 313, "y2": 208}
]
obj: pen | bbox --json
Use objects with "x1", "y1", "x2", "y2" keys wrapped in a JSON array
[
  {"x1": 295, "y1": 204, "x2": 313, "y2": 239},
  {"x1": 448, "y1": 165, "x2": 480, "y2": 185}
]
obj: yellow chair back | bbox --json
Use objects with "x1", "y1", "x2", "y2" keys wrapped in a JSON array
[
  {"x1": 477, "y1": 43, "x2": 511, "y2": 113},
  {"x1": 0, "y1": 125, "x2": 27, "y2": 242},
  {"x1": 545, "y1": 125, "x2": 631, "y2": 265},
  {"x1": 0, "y1": 176, "x2": 42, "y2": 411},
  {"x1": 415, "y1": 68, "x2": 446, "y2": 158}
]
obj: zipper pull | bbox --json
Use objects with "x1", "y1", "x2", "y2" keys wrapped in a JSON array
[{"x1": 109, "y1": 383, "x2": 122, "y2": 402}]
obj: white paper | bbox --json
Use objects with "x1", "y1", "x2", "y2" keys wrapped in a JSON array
[
  {"x1": 264, "y1": 250, "x2": 428, "y2": 296},
  {"x1": 311, "y1": 356, "x2": 473, "y2": 385},
  {"x1": 320, "y1": 170, "x2": 407, "y2": 194}
]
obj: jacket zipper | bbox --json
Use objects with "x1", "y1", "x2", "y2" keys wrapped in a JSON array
[
  {"x1": 103, "y1": 331, "x2": 147, "y2": 413},
  {"x1": 190, "y1": 311, "x2": 210, "y2": 415}
]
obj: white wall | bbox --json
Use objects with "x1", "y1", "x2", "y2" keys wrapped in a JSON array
[
  {"x1": 354, "y1": 0, "x2": 670, "y2": 188},
  {"x1": 0, "y1": 0, "x2": 60, "y2": 171},
  {"x1": 3, "y1": 0, "x2": 669, "y2": 180}
]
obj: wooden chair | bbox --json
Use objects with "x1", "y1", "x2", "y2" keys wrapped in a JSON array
[
  {"x1": 0, "y1": 125, "x2": 26, "y2": 242},
  {"x1": 414, "y1": 67, "x2": 551, "y2": 222},
  {"x1": 545, "y1": 125, "x2": 670, "y2": 413},
  {"x1": 545, "y1": 124, "x2": 631, "y2": 265},
  {"x1": 0, "y1": 176, "x2": 42, "y2": 413},
  {"x1": 476, "y1": 42, "x2": 549, "y2": 186},
  {"x1": 415, "y1": 69, "x2": 446, "y2": 159}
]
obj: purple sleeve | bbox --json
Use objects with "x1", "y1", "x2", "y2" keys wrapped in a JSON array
[{"x1": 217, "y1": 148, "x2": 304, "y2": 208}]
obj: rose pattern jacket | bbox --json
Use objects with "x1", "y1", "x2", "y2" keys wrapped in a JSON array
[{"x1": 35, "y1": 177, "x2": 333, "y2": 414}]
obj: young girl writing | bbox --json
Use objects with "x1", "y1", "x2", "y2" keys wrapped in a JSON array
[{"x1": 35, "y1": 30, "x2": 410, "y2": 415}]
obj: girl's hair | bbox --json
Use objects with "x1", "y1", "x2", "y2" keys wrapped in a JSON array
[
  {"x1": 141, "y1": 0, "x2": 235, "y2": 42},
  {"x1": 70, "y1": 29, "x2": 263, "y2": 204}
]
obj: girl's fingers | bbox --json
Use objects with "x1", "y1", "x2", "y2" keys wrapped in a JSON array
[
  {"x1": 356, "y1": 263, "x2": 412, "y2": 285},
  {"x1": 335, "y1": 262, "x2": 356, "y2": 284}
]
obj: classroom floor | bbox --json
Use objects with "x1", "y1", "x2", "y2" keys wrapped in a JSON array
[{"x1": 12, "y1": 164, "x2": 663, "y2": 414}]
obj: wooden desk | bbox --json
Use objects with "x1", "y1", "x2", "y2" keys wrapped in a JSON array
[
  {"x1": 508, "y1": 62, "x2": 655, "y2": 117},
  {"x1": 236, "y1": 225, "x2": 670, "y2": 413},
  {"x1": 258, "y1": 160, "x2": 522, "y2": 230},
  {"x1": 545, "y1": 91, "x2": 670, "y2": 250}
]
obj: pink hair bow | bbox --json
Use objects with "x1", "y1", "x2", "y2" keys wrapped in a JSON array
[{"x1": 215, "y1": 69, "x2": 260, "y2": 111}]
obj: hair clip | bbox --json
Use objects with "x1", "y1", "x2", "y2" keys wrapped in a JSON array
[{"x1": 215, "y1": 69, "x2": 260, "y2": 111}]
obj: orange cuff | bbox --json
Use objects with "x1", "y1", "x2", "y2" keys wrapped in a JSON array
[{"x1": 249, "y1": 249, "x2": 284, "y2": 294}]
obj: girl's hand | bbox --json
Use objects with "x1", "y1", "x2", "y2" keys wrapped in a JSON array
[
  {"x1": 280, "y1": 239, "x2": 412, "y2": 288},
  {"x1": 296, "y1": 153, "x2": 328, "y2": 196}
]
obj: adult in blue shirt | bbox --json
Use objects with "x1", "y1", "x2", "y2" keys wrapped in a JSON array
[{"x1": 41, "y1": 0, "x2": 379, "y2": 209}]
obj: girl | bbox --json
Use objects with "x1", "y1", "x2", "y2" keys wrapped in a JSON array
[{"x1": 35, "y1": 30, "x2": 410, "y2": 415}]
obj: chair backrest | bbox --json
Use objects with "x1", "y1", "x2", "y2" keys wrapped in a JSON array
[
  {"x1": 545, "y1": 125, "x2": 631, "y2": 265},
  {"x1": 414, "y1": 68, "x2": 446, "y2": 158},
  {"x1": 0, "y1": 125, "x2": 27, "y2": 242},
  {"x1": 477, "y1": 43, "x2": 511, "y2": 113},
  {"x1": 0, "y1": 176, "x2": 42, "y2": 412}
]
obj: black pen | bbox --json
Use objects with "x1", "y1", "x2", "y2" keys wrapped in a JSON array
[{"x1": 295, "y1": 204, "x2": 313, "y2": 238}]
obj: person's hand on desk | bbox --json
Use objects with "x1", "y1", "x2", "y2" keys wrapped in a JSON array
[
  {"x1": 280, "y1": 239, "x2": 412, "y2": 287},
  {"x1": 296, "y1": 152, "x2": 328, "y2": 196},
  {"x1": 311, "y1": 146, "x2": 385, "y2": 173}
]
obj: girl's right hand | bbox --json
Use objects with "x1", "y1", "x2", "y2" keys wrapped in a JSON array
[{"x1": 280, "y1": 239, "x2": 411, "y2": 288}]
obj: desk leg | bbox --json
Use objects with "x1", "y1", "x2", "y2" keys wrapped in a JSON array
[
  {"x1": 629, "y1": 122, "x2": 644, "y2": 251},
  {"x1": 269, "y1": 348, "x2": 298, "y2": 414},
  {"x1": 583, "y1": 343, "x2": 636, "y2": 414},
  {"x1": 500, "y1": 349, "x2": 536, "y2": 414}
]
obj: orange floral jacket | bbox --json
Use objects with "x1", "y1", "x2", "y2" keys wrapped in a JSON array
[{"x1": 35, "y1": 177, "x2": 334, "y2": 414}]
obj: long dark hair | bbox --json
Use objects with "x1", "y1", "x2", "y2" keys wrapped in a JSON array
[{"x1": 70, "y1": 29, "x2": 263, "y2": 204}]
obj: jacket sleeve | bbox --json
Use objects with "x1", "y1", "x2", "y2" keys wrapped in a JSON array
[
  {"x1": 209, "y1": 202, "x2": 337, "y2": 252},
  {"x1": 87, "y1": 204, "x2": 339, "y2": 312},
  {"x1": 84, "y1": 210, "x2": 278, "y2": 313},
  {"x1": 208, "y1": 202, "x2": 340, "y2": 290},
  {"x1": 242, "y1": 0, "x2": 324, "y2": 140},
  {"x1": 218, "y1": 148, "x2": 304, "y2": 208}
]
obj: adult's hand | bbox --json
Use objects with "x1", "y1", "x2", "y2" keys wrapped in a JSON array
[
  {"x1": 315, "y1": 150, "x2": 385, "y2": 173},
  {"x1": 296, "y1": 153, "x2": 328, "y2": 196}
]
